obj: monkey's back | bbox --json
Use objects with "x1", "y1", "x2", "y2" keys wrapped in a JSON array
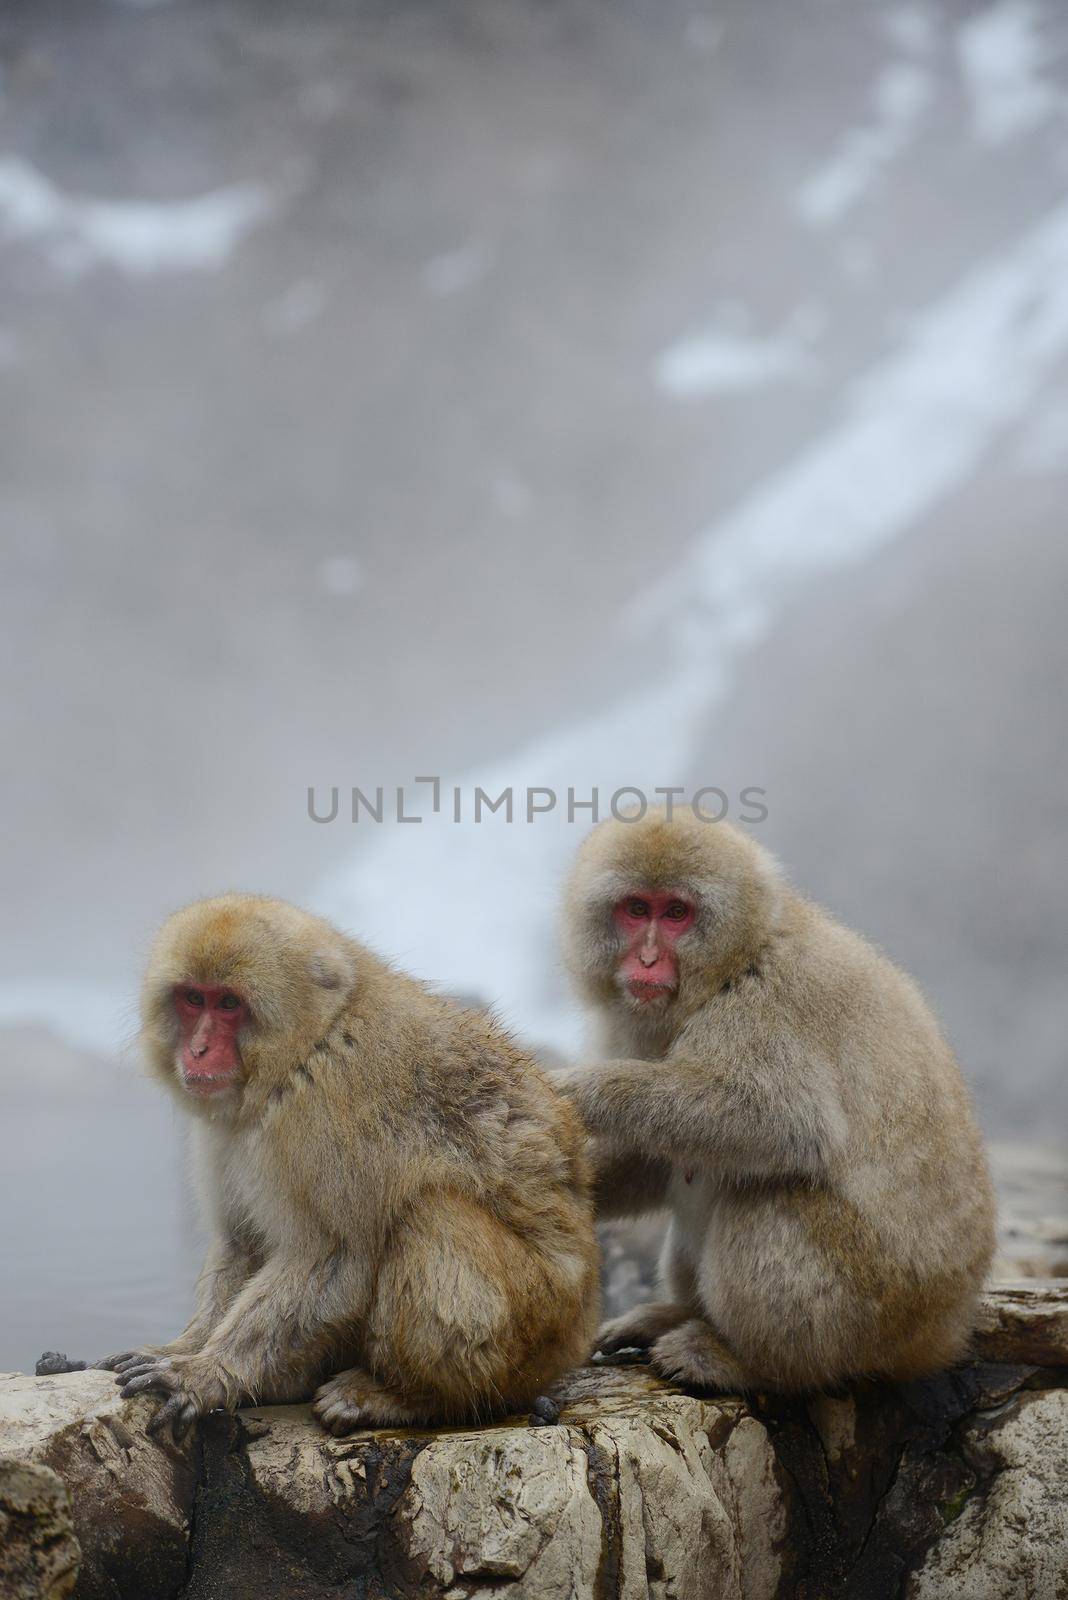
[
  {"x1": 333, "y1": 946, "x2": 595, "y2": 1235},
  {"x1": 755, "y1": 896, "x2": 995, "y2": 1370}
]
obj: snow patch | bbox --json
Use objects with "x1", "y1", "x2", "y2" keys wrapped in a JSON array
[
  {"x1": 656, "y1": 304, "x2": 823, "y2": 399},
  {"x1": 0, "y1": 157, "x2": 274, "y2": 278},
  {"x1": 958, "y1": 1, "x2": 1060, "y2": 146},
  {"x1": 796, "y1": 62, "x2": 932, "y2": 226},
  {"x1": 315, "y1": 197, "x2": 1068, "y2": 1057}
]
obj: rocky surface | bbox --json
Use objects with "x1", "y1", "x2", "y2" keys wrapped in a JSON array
[
  {"x1": 1, "y1": 1284, "x2": 1065, "y2": 1600},
  {"x1": 0, "y1": 1457, "x2": 81, "y2": 1600},
  {"x1": 0, "y1": 1362, "x2": 199, "y2": 1600}
]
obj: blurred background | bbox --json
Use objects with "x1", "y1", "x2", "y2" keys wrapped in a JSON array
[{"x1": 1, "y1": 0, "x2": 1066, "y2": 1370}]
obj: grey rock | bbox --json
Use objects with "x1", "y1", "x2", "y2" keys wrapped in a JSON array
[
  {"x1": 0, "y1": 1456, "x2": 81, "y2": 1599},
  {"x1": 0, "y1": 1287, "x2": 1064, "y2": 1599}
]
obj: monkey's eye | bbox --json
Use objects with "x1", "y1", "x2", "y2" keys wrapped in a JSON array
[
  {"x1": 185, "y1": 989, "x2": 205, "y2": 1007},
  {"x1": 664, "y1": 901, "x2": 690, "y2": 920},
  {"x1": 626, "y1": 898, "x2": 650, "y2": 918},
  {"x1": 218, "y1": 993, "x2": 241, "y2": 1011}
]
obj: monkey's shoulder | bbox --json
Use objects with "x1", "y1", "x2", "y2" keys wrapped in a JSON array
[
  {"x1": 285, "y1": 987, "x2": 564, "y2": 1152},
  {"x1": 711, "y1": 900, "x2": 943, "y2": 1038}
]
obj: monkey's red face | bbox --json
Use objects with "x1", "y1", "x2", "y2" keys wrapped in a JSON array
[
  {"x1": 174, "y1": 985, "x2": 248, "y2": 1098},
  {"x1": 613, "y1": 892, "x2": 695, "y2": 1004}
]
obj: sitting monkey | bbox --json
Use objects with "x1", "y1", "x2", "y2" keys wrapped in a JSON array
[
  {"x1": 103, "y1": 894, "x2": 599, "y2": 1437},
  {"x1": 558, "y1": 811, "x2": 995, "y2": 1393}
]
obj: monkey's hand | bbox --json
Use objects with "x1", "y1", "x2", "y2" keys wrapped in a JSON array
[
  {"x1": 99, "y1": 1342, "x2": 178, "y2": 1371},
  {"x1": 594, "y1": 1301, "x2": 690, "y2": 1357},
  {"x1": 112, "y1": 1352, "x2": 233, "y2": 1441},
  {"x1": 552, "y1": 1064, "x2": 626, "y2": 1138}
]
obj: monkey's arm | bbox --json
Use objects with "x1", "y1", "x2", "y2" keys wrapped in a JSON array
[
  {"x1": 101, "y1": 1233, "x2": 258, "y2": 1371},
  {"x1": 561, "y1": 1046, "x2": 846, "y2": 1182},
  {"x1": 592, "y1": 1139, "x2": 672, "y2": 1217},
  {"x1": 117, "y1": 1247, "x2": 373, "y2": 1437},
  {"x1": 177, "y1": 1234, "x2": 260, "y2": 1349}
]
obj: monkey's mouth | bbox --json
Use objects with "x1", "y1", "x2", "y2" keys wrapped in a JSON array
[
  {"x1": 182, "y1": 1070, "x2": 241, "y2": 1097},
  {"x1": 625, "y1": 978, "x2": 676, "y2": 1004}
]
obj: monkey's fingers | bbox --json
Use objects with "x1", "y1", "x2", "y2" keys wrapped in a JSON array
[
  {"x1": 102, "y1": 1348, "x2": 163, "y2": 1374},
  {"x1": 110, "y1": 1356, "x2": 160, "y2": 1382},
  {"x1": 146, "y1": 1392, "x2": 199, "y2": 1442},
  {"x1": 314, "y1": 1398, "x2": 357, "y2": 1437},
  {"x1": 591, "y1": 1345, "x2": 649, "y2": 1366},
  {"x1": 112, "y1": 1353, "x2": 164, "y2": 1375},
  {"x1": 120, "y1": 1368, "x2": 177, "y2": 1400},
  {"x1": 114, "y1": 1363, "x2": 163, "y2": 1388},
  {"x1": 98, "y1": 1351, "x2": 138, "y2": 1371},
  {"x1": 594, "y1": 1324, "x2": 655, "y2": 1354}
]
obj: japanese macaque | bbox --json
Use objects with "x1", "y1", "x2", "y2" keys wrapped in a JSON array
[
  {"x1": 101, "y1": 894, "x2": 599, "y2": 1438},
  {"x1": 559, "y1": 812, "x2": 995, "y2": 1394}
]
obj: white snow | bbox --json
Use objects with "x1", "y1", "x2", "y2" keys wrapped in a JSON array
[
  {"x1": 656, "y1": 305, "x2": 822, "y2": 399},
  {"x1": 958, "y1": 1, "x2": 1060, "y2": 146},
  {"x1": 0, "y1": 158, "x2": 274, "y2": 277},
  {"x1": 9, "y1": 203, "x2": 1068, "y2": 1059},
  {"x1": 796, "y1": 62, "x2": 932, "y2": 226},
  {"x1": 314, "y1": 196, "x2": 1068, "y2": 1058}
]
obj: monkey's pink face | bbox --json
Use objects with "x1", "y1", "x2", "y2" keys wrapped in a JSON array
[
  {"x1": 174, "y1": 985, "x2": 248, "y2": 1099},
  {"x1": 613, "y1": 892, "x2": 695, "y2": 1004}
]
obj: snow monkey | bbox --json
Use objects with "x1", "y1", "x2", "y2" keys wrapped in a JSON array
[
  {"x1": 102, "y1": 894, "x2": 599, "y2": 1438},
  {"x1": 559, "y1": 811, "x2": 995, "y2": 1394}
]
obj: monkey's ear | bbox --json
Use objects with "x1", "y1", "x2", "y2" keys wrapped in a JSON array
[{"x1": 308, "y1": 949, "x2": 356, "y2": 992}]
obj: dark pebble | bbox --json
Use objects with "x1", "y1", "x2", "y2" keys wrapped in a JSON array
[
  {"x1": 528, "y1": 1394, "x2": 560, "y2": 1425},
  {"x1": 35, "y1": 1352, "x2": 88, "y2": 1375}
]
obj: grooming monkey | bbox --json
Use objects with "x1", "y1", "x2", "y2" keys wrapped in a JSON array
[
  {"x1": 559, "y1": 811, "x2": 995, "y2": 1393},
  {"x1": 102, "y1": 894, "x2": 599, "y2": 1438}
]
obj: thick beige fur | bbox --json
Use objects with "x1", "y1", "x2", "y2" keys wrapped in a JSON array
[
  {"x1": 105, "y1": 894, "x2": 599, "y2": 1436},
  {"x1": 560, "y1": 811, "x2": 995, "y2": 1393}
]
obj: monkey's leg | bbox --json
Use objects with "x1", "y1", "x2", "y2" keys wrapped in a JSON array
[
  {"x1": 595, "y1": 1300, "x2": 692, "y2": 1355},
  {"x1": 313, "y1": 1367, "x2": 426, "y2": 1434},
  {"x1": 101, "y1": 1236, "x2": 256, "y2": 1372},
  {"x1": 649, "y1": 1318, "x2": 749, "y2": 1392},
  {"x1": 314, "y1": 1196, "x2": 585, "y2": 1436},
  {"x1": 596, "y1": 1210, "x2": 702, "y2": 1358}
]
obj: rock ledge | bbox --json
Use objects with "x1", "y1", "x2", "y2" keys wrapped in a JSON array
[{"x1": 1, "y1": 1284, "x2": 1065, "y2": 1600}]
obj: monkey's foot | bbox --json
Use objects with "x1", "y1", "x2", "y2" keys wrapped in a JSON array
[
  {"x1": 113, "y1": 1353, "x2": 230, "y2": 1441},
  {"x1": 595, "y1": 1300, "x2": 692, "y2": 1357},
  {"x1": 650, "y1": 1319, "x2": 748, "y2": 1393},
  {"x1": 313, "y1": 1368, "x2": 423, "y2": 1435}
]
